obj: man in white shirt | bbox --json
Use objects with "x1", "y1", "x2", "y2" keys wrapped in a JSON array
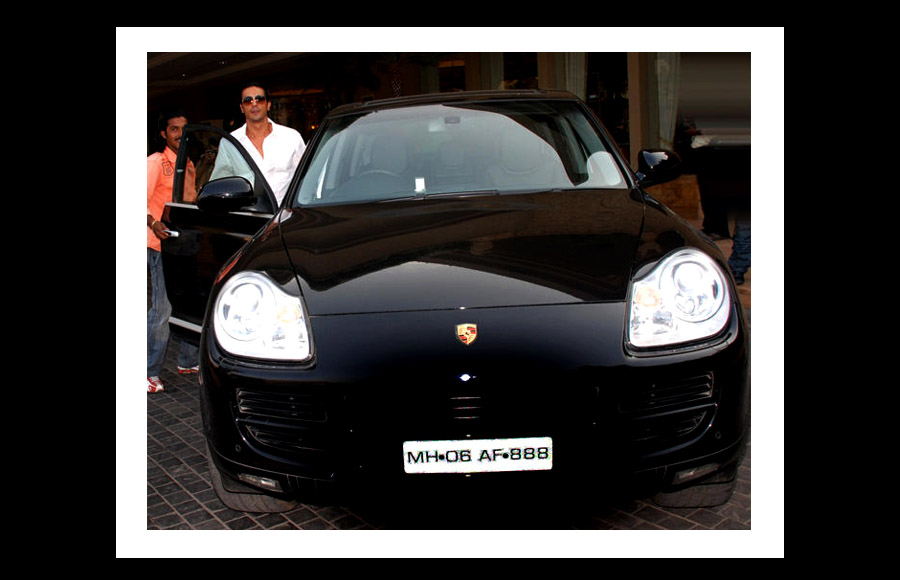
[{"x1": 212, "y1": 82, "x2": 306, "y2": 205}]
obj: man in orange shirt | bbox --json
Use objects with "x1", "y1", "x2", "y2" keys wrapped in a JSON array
[{"x1": 147, "y1": 110, "x2": 197, "y2": 393}]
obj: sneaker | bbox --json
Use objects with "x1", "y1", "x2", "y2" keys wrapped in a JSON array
[
  {"x1": 177, "y1": 365, "x2": 199, "y2": 375},
  {"x1": 148, "y1": 376, "x2": 165, "y2": 393}
]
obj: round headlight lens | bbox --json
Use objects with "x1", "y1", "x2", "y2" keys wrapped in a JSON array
[
  {"x1": 218, "y1": 276, "x2": 273, "y2": 341},
  {"x1": 661, "y1": 255, "x2": 726, "y2": 323},
  {"x1": 214, "y1": 272, "x2": 312, "y2": 361},
  {"x1": 628, "y1": 248, "x2": 730, "y2": 348}
]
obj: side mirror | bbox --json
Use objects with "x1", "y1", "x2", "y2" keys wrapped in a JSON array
[
  {"x1": 197, "y1": 177, "x2": 256, "y2": 214},
  {"x1": 636, "y1": 149, "x2": 682, "y2": 187}
]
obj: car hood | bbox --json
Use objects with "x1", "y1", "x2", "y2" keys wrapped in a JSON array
[{"x1": 278, "y1": 190, "x2": 643, "y2": 316}]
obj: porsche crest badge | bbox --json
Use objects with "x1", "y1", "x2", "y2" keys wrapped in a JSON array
[{"x1": 456, "y1": 323, "x2": 478, "y2": 346}]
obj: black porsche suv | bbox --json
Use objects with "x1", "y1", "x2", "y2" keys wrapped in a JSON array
[{"x1": 160, "y1": 90, "x2": 749, "y2": 513}]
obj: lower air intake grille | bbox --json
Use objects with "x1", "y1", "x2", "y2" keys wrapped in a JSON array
[
  {"x1": 620, "y1": 373, "x2": 714, "y2": 414},
  {"x1": 627, "y1": 409, "x2": 712, "y2": 444},
  {"x1": 235, "y1": 389, "x2": 329, "y2": 455},
  {"x1": 236, "y1": 389, "x2": 327, "y2": 424},
  {"x1": 619, "y1": 373, "x2": 716, "y2": 448}
]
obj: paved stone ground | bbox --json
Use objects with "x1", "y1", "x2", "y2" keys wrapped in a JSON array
[{"x1": 146, "y1": 347, "x2": 751, "y2": 533}]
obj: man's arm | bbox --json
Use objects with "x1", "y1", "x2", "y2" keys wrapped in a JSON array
[{"x1": 147, "y1": 155, "x2": 169, "y2": 240}]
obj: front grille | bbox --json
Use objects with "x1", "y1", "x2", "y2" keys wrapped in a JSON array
[
  {"x1": 230, "y1": 373, "x2": 718, "y2": 460},
  {"x1": 433, "y1": 386, "x2": 590, "y2": 426},
  {"x1": 447, "y1": 394, "x2": 484, "y2": 420}
]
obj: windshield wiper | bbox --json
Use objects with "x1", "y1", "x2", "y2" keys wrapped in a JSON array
[{"x1": 422, "y1": 189, "x2": 500, "y2": 199}]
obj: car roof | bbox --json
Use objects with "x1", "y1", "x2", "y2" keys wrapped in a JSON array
[{"x1": 327, "y1": 89, "x2": 580, "y2": 117}]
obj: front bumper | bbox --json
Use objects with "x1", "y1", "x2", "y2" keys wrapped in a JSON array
[{"x1": 200, "y1": 301, "x2": 749, "y2": 499}]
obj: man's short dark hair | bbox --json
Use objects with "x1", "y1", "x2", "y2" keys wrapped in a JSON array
[
  {"x1": 159, "y1": 109, "x2": 187, "y2": 132},
  {"x1": 240, "y1": 82, "x2": 268, "y2": 100}
]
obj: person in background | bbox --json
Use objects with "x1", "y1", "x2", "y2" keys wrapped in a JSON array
[
  {"x1": 728, "y1": 212, "x2": 751, "y2": 285},
  {"x1": 147, "y1": 109, "x2": 198, "y2": 393}
]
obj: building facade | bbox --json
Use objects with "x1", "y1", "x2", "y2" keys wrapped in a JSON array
[{"x1": 147, "y1": 52, "x2": 750, "y2": 220}]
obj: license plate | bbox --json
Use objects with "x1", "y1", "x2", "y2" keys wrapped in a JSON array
[{"x1": 403, "y1": 437, "x2": 553, "y2": 474}]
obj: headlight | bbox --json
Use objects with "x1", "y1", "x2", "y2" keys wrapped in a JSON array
[
  {"x1": 628, "y1": 248, "x2": 730, "y2": 348},
  {"x1": 213, "y1": 271, "x2": 312, "y2": 361}
]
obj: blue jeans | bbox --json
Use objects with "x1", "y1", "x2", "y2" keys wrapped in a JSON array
[
  {"x1": 727, "y1": 219, "x2": 751, "y2": 275},
  {"x1": 148, "y1": 249, "x2": 198, "y2": 377}
]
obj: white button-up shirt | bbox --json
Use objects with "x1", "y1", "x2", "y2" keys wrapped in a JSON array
[{"x1": 231, "y1": 119, "x2": 306, "y2": 205}]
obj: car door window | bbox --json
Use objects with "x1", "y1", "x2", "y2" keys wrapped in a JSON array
[
  {"x1": 174, "y1": 126, "x2": 275, "y2": 213},
  {"x1": 207, "y1": 138, "x2": 256, "y2": 191}
]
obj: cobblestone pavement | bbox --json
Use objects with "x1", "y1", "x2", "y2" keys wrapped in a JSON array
[{"x1": 145, "y1": 347, "x2": 752, "y2": 535}]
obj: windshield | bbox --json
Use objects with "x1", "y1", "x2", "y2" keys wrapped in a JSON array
[{"x1": 293, "y1": 100, "x2": 626, "y2": 206}]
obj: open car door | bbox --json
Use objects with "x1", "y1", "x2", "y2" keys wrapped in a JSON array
[{"x1": 160, "y1": 125, "x2": 279, "y2": 343}]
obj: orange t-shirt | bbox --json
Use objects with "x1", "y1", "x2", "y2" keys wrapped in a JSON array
[{"x1": 147, "y1": 148, "x2": 195, "y2": 251}]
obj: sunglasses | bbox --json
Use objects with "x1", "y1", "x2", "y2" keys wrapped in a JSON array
[{"x1": 241, "y1": 95, "x2": 267, "y2": 105}]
